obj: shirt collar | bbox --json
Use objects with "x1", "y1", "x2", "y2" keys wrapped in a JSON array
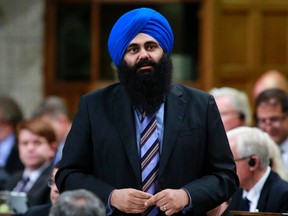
[
  {"x1": 22, "y1": 161, "x2": 51, "y2": 184},
  {"x1": 243, "y1": 166, "x2": 271, "y2": 212},
  {"x1": 280, "y1": 137, "x2": 288, "y2": 152}
]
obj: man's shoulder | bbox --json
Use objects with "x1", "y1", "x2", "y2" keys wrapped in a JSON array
[
  {"x1": 171, "y1": 83, "x2": 212, "y2": 100},
  {"x1": 265, "y1": 171, "x2": 288, "y2": 193},
  {"x1": 85, "y1": 82, "x2": 122, "y2": 98}
]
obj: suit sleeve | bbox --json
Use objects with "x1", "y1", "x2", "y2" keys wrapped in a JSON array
[
  {"x1": 55, "y1": 95, "x2": 114, "y2": 204},
  {"x1": 183, "y1": 95, "x2": 239, "y2": 214}
]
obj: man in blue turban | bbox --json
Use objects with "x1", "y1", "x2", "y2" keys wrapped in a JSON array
[
  {"x1": 108, "y1": 7, "x2": 174, "y2": 68},
  {"x1": 56, "y1": 7, "x2": 238, "y2": 216},
  {"x1": 108, "y1": 7, "x2": 175, "y2": 115}
]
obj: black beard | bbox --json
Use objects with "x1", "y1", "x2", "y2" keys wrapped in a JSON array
[{"x1": 118, "y1": 54, "x2": 172, "y2": 115}]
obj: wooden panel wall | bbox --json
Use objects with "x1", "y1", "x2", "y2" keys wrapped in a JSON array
[
  {"x1": 200, "y1": 0, "x2": 288, "y2": 101},
  {"x1": 45, "y1": 0, "x2": 288, "y2": 115}
]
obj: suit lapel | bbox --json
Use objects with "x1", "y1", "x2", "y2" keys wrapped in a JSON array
[
  {"x1": 29, "y1": 163, "x2": 53, "y2": 194},
  {"x1": 109, "y1": 84, "x2": 187, "y2": 184},
  {"x1": 110, "y1": 85, "x2": 141, "y2": 184},
  {"x1": 257, "y1": 171, "x2": 274, "y2": 211},
  {"x1": 159, "y1": 85, "x2": 186, "y2": 177},
  {"x1": 230, "y1": 189, "x2": 244, "y2": 210}
]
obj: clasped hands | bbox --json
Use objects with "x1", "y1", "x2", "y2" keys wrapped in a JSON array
[{"x1": 110, "y1": 188, "x2": 189, "y2": 215}]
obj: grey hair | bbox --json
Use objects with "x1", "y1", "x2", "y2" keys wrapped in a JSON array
[
  {"x1": 227, "y1": 127, "x2": 270, "y2": 168},
  {"x1": 210, "y1": 87, "x2": 252, "y2": 126},
  {"x1": 49, "y1": 189, "x2": 106, "y2": 216},
  {"x1": 32, "y1": 96, "x2": 69, "y2": 119}
]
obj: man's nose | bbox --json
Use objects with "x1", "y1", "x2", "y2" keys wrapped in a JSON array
[{"x1": 138, "y1": 49, "x2": 149, "y2": 60}]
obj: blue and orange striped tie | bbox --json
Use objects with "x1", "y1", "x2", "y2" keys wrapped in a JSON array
[{"x1": 140, "y1": 111, "x2": 160, "y2": 216}]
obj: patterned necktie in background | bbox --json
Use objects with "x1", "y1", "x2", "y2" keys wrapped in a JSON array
[
  {"x1": 140, "y1": 111, "x2": 160, "y2": 215},
  {"x1": 14, "y1": 176, "x2": 30, "y2": 193}
]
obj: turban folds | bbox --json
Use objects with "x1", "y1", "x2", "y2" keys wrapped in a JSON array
[{"x1": 108, "y1": 8, "x2": 174, "y2": 68}]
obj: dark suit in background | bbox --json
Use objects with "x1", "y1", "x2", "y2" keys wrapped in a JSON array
[
  {"x1": 4, "y1": 163, "x2": 53, "y2": 207},
  {"x1": 56, "y1": 83, "x2": 239, "y2": 215},
  {"x1": 229, "y1": 171, "x2": 288, "y2": 212},
  {"x1": 0, "y1": 138, "x2": 24, "y2": 190},
  {"x1": 4, "y1": 143, "x2": 24, "y2": 174},
  {"x1": 0, "y1": 95, "x2": 24, "y2": 188}
]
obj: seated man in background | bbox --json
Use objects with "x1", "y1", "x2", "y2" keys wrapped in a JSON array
[
  {"x1": 210, "y1": 87, "x2": 252, "y2": 132},
  {"x1": 4, "y1": 118, "x2": 56, "y2": 207},
  {"x1": 210, "y1": 87, "x2": 288, "y2": 181},
  {"x1": 228, "y1": 126, "x2": 288, "y2": 212},
  {"x1": 255, "y1": 88, "x2": 288, "y2": 170},
  {"x1": 32, "y1": 96, "x2": 71, "y2": 164},
  {"x1": 24, "y1": 162, "x2": 60, "y2": 216},
  {"x1": 0, "y1": 95, "x2": 24, "y2": 189},
  {"x1": 49, "y1": 189, "x2": 106, "y2": 216}
]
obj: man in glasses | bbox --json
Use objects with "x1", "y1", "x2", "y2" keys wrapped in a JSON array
[
  {"x1": 255, "y1": 88, "x2": 288, "y2": 170},
  {"x1": 227, "y1": 127, "x2": 288, "y2": 212}
]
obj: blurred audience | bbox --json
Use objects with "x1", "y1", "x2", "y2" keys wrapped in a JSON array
[
  {"x1": 32, "y1": 96, "x2": 71, "y2": 164},
  {"x1": 210, "y1": 86, "x2": 288, "y2": 179},
  {"x1": 49, "y1": 189, "x2": 106, "y2": 216},
  {"x1": 24, "y1": 162, "x2": 60, "y2": 216},
  {"x1": 0, "y1": 95, "x2": 24, "y2": 190},
  {"x1": 266, "y1": 135, "x2": 288, "y2": 181},
  {"x1": 210, "y1": 87, "x2": 252, "y2": 132},
  {"x1": 3, "y1": 118, "x2": 56, "y2": 207},
  {"x1": 255, "y1": 88, "x2": 288, "y2": 170},
  {"x1": 227, "y1": 127, "x2": 288, "y2": 212},
  {"x1": 253, "y1": 70, "x2": 288, "y2": 99}
]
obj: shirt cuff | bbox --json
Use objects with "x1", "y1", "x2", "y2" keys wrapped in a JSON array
[
  {"x1": 106, "y1": 191, "x2": 115, "y2": 215},
  {"x1": 181, "y1": 188, "x2": 193, "y2": 213}
]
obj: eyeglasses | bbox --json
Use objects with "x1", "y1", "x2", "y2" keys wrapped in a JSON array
[
  {"x1": 48, "y1": 179, "x2": 55, "y2": 187},
  {"x1": 257, "y1": 115, "x2": 286, "y2": 128},
  {"x1": 234, "y1": 155, "x2": 252, "y2": 162}
]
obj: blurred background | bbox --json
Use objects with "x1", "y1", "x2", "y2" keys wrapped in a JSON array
[{"x1": 1, "y1": 0, "x2": 288, "y2": 118}]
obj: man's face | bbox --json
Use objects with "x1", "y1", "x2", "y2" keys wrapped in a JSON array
[
  {"x1": 123, "y1": 33, "x2": 164, "y2": 70},
  {"x1": 215, "y1": 95, "x2": 244, "y2": 132},
  {"x1": 49, "y1": 167, "x2": 59, "y2": 204},
  {"x1": 118, "y1": 33, "x2": 172, "y2": 115},
  {"x1": 229, "y1": 138, "x2": 251, "y2": 190},
  {"x1": 18, "y1": 129, "x2": 54, "y2": 170},
  {"x1": 256, "y1": 102, "x2": 288, "y2": 145}
]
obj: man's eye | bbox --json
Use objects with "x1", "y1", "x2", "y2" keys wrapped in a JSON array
[
  {"x1": 147, "y1": 45, "x2": 156, "y2": 50},
  {"x1": 128, "y1": 47, "x2": 138, "y2": 53}
]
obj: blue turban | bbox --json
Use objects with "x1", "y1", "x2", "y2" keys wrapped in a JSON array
[{"x1": 108, "y1": 8, "x2": 174, "y2": 68}]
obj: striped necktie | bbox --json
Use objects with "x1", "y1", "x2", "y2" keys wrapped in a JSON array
[
  {"x1": 140, "y1": 111, "x2": 160, "y2": 216},
  {"x1": 14, "y1": 176, "x2": 30, "y2": 193}
]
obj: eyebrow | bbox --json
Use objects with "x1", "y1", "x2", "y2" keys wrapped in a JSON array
[{"x1": 127, "y1": 40, "x2": 158, "y2": 48}]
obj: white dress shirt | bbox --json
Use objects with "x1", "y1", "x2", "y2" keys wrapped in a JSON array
[{"x1": 242, "y1": 167, "x2": 271, "y2": 212}]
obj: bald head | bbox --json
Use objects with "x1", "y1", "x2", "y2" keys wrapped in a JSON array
[{"x1": 253, "y1": 70, "x2": 288, "y2": 99}]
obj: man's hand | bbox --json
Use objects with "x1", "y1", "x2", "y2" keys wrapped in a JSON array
[
  {"x1": 145, "y1": 189, "x2": 189, "y2": 215},
  {"x1": 110, "y1": 188, "x2": 152, "y2": 213}
]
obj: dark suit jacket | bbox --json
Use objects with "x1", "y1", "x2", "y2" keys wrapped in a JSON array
[
  {"x1": 4, "y1": 162, "x2": 53, "y2": 207},
  {"x1": 229, "y1": 170, "x2": 288, "y2": 213},
  {"x1": 4, "y1": 137, "x2": 24, "y2": 174},
  {"x1": 56, "y1": 83, "x2": 239, "y2": 216},
  {"x1": 24, "y1": 203, "x2": 52, "y2": 216},
  {"x1": 0, "y1": 140, "x2": 24, "y2": 190}
]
